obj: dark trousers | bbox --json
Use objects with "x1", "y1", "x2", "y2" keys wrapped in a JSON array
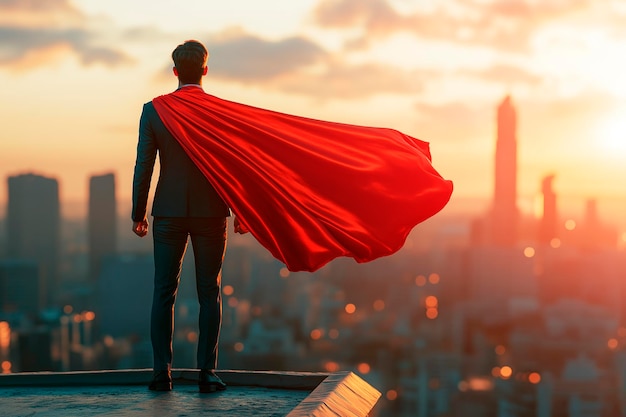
[{"x1": 151, "y1": 216, "x2": 227, "y2": 371}]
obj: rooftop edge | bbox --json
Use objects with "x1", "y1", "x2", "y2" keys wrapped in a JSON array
[{"x1": 0, "y1": 369, "x2": 381, "y2": 417}]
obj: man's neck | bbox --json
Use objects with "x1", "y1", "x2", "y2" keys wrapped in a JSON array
[{"x1": 178, "y1": 82, "x2": 203, "y2": 89}]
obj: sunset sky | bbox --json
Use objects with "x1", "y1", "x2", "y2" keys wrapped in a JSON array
[{"x1": 1, "y1": 0, "x2": 626, "y2": 222}]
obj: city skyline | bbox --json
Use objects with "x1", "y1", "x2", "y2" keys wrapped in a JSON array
[
  {"x1": 2, "y1": 101, "x2": 625, "y2": 416},
  {"x1": 1, "y1": 0, "x2": 626, "y2": 219}
]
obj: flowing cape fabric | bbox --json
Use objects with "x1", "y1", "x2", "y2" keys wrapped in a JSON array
[{"x1": 152, "y1": 87, "x2": 453, "y2": 271}]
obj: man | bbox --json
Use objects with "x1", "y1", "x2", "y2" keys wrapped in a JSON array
[{"x1": 132, "y1": 40, "x2": 236, "y2": 393}]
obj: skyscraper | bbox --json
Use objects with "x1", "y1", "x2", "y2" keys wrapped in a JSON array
[
  {"x1": 539, "y1": 175, "x2": 557, "y2": 245},
  {"x1": 7, "y1": 173, "x2": 60, "y2": 307},
  {"x1": 491, "y1": 96, "x2": 519, "y2": 246},
  {"x1": 88, "y1": 173, "x2": 117, "y2": 281}
]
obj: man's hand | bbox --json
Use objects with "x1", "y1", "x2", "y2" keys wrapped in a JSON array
[
  {"x1": 234, "y1": 216, "x2": 249, "y2": 234},
  {"x1": 133, "y1": 219, "x2": 149, "y2": 237}
]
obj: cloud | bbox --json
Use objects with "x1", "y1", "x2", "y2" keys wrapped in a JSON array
[
  {"x1": 461, "y1": 64, "x2": 543, "y2": 86},
  {"x1": 312, "y1": 0, "x2": 595, "y2": 53},
  {"x1": 269, "y1": 61, "x2": 428, "y2": 99},
  {"x1": 207, "y1": 33, "x2": 327, "y2": 81},
  {"x1": 0, "y1": 0, "x2": 81, "y2": 16},
  {"x1": 0, "y1": 27, "x2": 130, "y2": 68},
  {"x1": 0, "y1": 0, "x2": 130, "y2": 69}
]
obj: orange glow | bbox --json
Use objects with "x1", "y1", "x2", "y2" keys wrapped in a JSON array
[
  {"x1": 228, "y1": 297, "x2": 239, "y2": 308},
  {"x1": 425, "y1": 295, "x2": 438, "y2": 308},
  {"x1": 0, "y1": 322, "x2": 10, "y2": 349},
  {"x1": 345, "y1": 303, "x2": 356, "y2": 314},
  {"x1": 310, "y1": 329, "x2": 323, "y2": 340},
  {"x1": 415, "y1": 275, "x2": 427, "y2": 286},
  {"x1": 500, "y1": 366, "x2": 513, "y2": 379},
  {"x1": 84, "y1": 311, "x2": 95, "y2": 321},
  {"x1": 373, "y1": 299, "x2": 385, "y2": 311},
  {"x1": 103, "y1": 335, "x2": 114, "y2": 347},
  {"x1": 1, "y1": 361, "x2": 11, "y2": 373},
  {"x1": 279, "y1": 267, "x2": 290, "y2": 278},
  {"x1": 565, "y1": 219, "x2": 576, "y2": 231},
  {"x1": 491, "y1": 367, "x2": 501, "y2": 377},
  {"x1": 63, "y1": 305, "x2": 73, "y2": 314},
  {"x1": 608, "y1": 338, "x2": 619, "y2": 350},
  {"x1": 550, "y1": 238, "x2": 561, "y2": 248},
  {"x1": 186, "y1": 331, "x2": 198, "y2": 343},
  {"x1": 386, "y1": 390, "x2": 398, "y2": 401},
  {"x1": 426, "y1": 307, "x2": 438, "y2": 319},
  {"x1": 73, "y1": 314, "x2": 82, "y2": 323},
  {"x1": 324, "y1": 361, "x2": 340, "y2": 372},
  {"x1": 357, "y1": 363, "x2": 371, "y2": 374},
  {"x1": 523, "y1": 247, "x2": 535, "y2": 258},
  {"x1": 467, "y1": 377, "x2": 494, "y2": 391},
  {"x1": 223, "y1": 285, "x2": 234, "y2": 296},
  {"x1": 234, "y1": 342, "x2": 244, "y2": 352},
  {"x1": 495, "y1": 345, "x2": 506, "y2": 355},
  {"x1": 428, "y1": 273, "x2": 440, "y2": 284},
  {"x1": 528, "y1": 372, "x2": 541, "y2": 384},
  {"x1": 328, "y1": 329, "x2": 339, "y2": 339}
]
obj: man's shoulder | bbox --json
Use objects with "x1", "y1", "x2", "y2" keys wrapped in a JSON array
[{"x1": 141, "y1": 101, "x2": 157, "y2": 117}]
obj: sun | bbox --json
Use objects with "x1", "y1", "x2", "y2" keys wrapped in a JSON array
[{"x1": 597, "y1": 111, "x2": 626, "y2": 154}]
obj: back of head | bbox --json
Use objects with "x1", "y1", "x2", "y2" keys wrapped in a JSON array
[{"x1": 172, "y1": 40, "x2": 208, "y2": 85}]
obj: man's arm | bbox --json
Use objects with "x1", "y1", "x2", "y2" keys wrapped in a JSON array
[{"x1": 131, "y1": 103, "x2": 158, "y2": 237}]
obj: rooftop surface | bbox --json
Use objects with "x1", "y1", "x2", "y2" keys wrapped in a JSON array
[{"x1": 0, "y1": 369, "x2": 381, "y2": 417}]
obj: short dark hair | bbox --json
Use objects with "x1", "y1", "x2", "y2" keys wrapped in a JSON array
[{"x1": 172, "y1": 40, "x2": 208, "y2": 84}]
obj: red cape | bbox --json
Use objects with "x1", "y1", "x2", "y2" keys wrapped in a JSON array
[{"x1": 153, "y1": 87, "x2": 453, "y2": 271}]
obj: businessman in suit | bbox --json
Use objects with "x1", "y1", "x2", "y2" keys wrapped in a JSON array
[{"x1": 132, "y1": 40, "x2": 236, "y2": 393}]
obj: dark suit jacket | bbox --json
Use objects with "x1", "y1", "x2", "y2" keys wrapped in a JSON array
[{"x1": 131, "y1": 100, "x2": 230, "y2": 222}]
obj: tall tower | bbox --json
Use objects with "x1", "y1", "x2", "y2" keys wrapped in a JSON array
[
  {"x1": 88, "y1": 173, "x2": 117, "y2": 281},
  {"x1": 491, "y1": 96, "x2": 519, "y2": 246},
  {"x1": 539, "y1": 175, "x2": 557, "y2": 245},
  {"x1": 7, "y1": 173, "x2": 60, "y2": 307}
]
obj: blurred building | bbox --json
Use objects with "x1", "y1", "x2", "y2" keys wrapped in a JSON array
[
  {"x1": 0, "y1": 260, "x2": 40, "y2": 316},
  {"x1": 470, "y1": 96, "x2": 521, "y2": 248},
  {"x1": 467, "y1": 246, "x2": 537, "y2": 317},
  {"x1": 88, "y1": 173, "x2": 117, "y2": 282},
  {"x1": 7, "y1": 173, "x2": 60, "y2": 307},
  {"x1": 95, "y1": 253, "x2": 152, "y2": 340},
  {"x1": 491, "y1": 96, "x2": 519, "y2": 247},
  {"x1": 539, "y1": 175, "x2": 558, "y2": 245},
  {"x1": 0, "y1": 218, "x2": 6, "y2": 258},
  {"x1": 579, "y1": 199, "x2": 619, "y2": 251}
]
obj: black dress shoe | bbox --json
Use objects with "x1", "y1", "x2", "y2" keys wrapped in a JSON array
[
  {"x1": 149, "y1": 370, "x2": 172, "y2": 391},
  {"x1": 199, "y1": 370, "x2": 226, "y2": 393}
]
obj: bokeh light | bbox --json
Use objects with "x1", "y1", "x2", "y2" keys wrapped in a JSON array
[
  {"x1": 428, "y1": 273, "x2": 440, "y2": 284},
  {"x1": 415, "y1": 275, "x2": 427, "y2": 286},
  {"x1": 528, "y1": 372, "x2": 541, "y2": 384},
  {"x1": 386, "y1": 390, "x2": 398, "y2": 401}
]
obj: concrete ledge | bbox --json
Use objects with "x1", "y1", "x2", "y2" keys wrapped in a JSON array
[
  {"x1": 0, "y1": 369, "x2": 381, "y2": 417},
  {"x1": 287, "y1": 371, "x2": 381, "y2": 417}
]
